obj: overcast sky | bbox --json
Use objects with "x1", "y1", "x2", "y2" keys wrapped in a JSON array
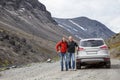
[{"x1": 39, "y1": 0, "x2": 120, "y2": 33}]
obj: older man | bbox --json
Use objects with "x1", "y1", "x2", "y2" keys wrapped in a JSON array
[{"x1": 68, "y1": 36, "x2": 78, "y2": 70}]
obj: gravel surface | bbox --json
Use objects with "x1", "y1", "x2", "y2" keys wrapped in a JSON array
[{"x1": 0, "y1": 59, "x2": 120, "y2": 80}]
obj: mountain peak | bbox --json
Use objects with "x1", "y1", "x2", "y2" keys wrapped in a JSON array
[{"x1": 74, "y1": 16, "x2": 90, "y2": 20}]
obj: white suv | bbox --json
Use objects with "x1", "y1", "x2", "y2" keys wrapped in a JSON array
[{"x1": 76, "y1": 38, "x2": 111, "y2": 69}]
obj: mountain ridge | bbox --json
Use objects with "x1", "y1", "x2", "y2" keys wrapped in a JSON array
[{"x1": 54, "y1": 17, "x2": 115, "y2": 39}]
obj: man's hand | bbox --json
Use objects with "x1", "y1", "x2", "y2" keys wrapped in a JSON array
[
  {"x1": 57, "y1": 50, "x2": 61, "y2": 53},
  {"x1": 76, "y1": 47, "x2": 79, "y2": 51}
]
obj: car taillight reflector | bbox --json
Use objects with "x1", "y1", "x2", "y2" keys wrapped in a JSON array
[
  {"x1": 79, "y1": 48, "x2": 84, "y2": 51},
  {"x1": 100, "y1": 46, "x2": 108, "y2": 50}
]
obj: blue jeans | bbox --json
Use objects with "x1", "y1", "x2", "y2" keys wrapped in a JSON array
[
  {"x1": 68, "y1": 53, "x2": 75, "y2": 69},
  {"x1": 59, "y1": 53, "x2": 68, "y2": 71}
]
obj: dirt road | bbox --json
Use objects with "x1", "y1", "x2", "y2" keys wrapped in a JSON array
[{"x1": 0, "y1": 59, "x2": 120, "y2": 80}]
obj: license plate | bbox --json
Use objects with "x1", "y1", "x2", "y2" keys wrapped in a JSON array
[{"x1": 87, "y1": 52, "x2": 97, "y2": 54}]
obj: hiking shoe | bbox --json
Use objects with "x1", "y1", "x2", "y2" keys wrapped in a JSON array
[
  {"x1": 73, "y1": 69, "x2": 76, "y2": 71},
  {"x1": 61, "y1": 69, "x2": 63, "y2": 71}
]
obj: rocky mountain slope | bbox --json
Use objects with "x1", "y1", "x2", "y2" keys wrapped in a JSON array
[
  {"x1": 0, "y1": 0, "x2": 73, "y2": 67},
  {"x1": 106, "y1": 33, "x2": 120, "y2": 58},
  {"x1": 54, "y1": 17, "x2": 115, "y2": 39}
]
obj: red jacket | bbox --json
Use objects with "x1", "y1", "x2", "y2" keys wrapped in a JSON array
[{"x1": 56, "y1": 41, "x2": 68, "y2": 53}]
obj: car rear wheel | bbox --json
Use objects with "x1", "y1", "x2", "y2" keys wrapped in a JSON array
[
  {"x1": 76, "y1": 62, "x2": 81, "y2": 69},
  {"x1": 105, "y1": 61, "x2": 111, "y2": 68}
]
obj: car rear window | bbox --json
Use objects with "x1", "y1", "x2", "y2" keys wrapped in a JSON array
[{"x1": 80, "y1": 40, "x2": 104, "y2": 47}]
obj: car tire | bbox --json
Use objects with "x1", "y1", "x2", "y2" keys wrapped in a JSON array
[
  {"x1": 105, "y1": 61, "x2": 111, "y2": 68},
  {"x1": 76, "y1": 62, "x2": 81, "y2": 69}
]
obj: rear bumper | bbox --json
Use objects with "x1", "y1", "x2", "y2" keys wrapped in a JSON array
[
  {"x1": 76, "y1": 54, "x2": 110, "y2": 59},
  {"x1": 80, "y1": 58, "x2": 104, "y2": 62},
  {"x1": 76, "y1": 56, "x2": 110, "y2": 65}
]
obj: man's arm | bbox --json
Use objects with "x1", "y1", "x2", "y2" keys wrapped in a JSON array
[
  {"x1": 75, "y1": 42, "x2": 78, "y2": 47},
  {"x1": 75, "y1": 42, "x2": 79, "y2": 50},
  {"x1": 55, "y1": 41, "x2": 61, "y2": 53}
]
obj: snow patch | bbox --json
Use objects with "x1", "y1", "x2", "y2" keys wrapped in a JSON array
[
  {"x1": 67, "y1": 29, "x2": 71, "y2": 32},
  {"x1": 58, "y1": 24, "x2": 71, "y2": 32},
  {"x1": 69, "y1": 20, "x2": 87, "y2": 31},
  {"x1": 58, "y1": 24, "x2": 64, "y2": 28},
  {"x1": 19, "y1": 8, "x2": 25, "y2": 12},
  {"x1": 73, "y1": 28, "x2": 78, "y2": 32},
  {"x1": 62, "y1": 23, "x2": 72, "y2": 29},
  {"x1": 75, "y1": 35, "x2": 82, "y2": 39}
]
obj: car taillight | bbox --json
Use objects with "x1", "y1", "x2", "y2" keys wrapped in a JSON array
[
  {"x1": 100, "y1": 46, "x2": 108, "y2": 50},
  {"x1": 104, "y1": 58, "x2": 110, "y2": 61},
  {"x1": 79, "y1": 47, "x2": 84, "y2": 51}
]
